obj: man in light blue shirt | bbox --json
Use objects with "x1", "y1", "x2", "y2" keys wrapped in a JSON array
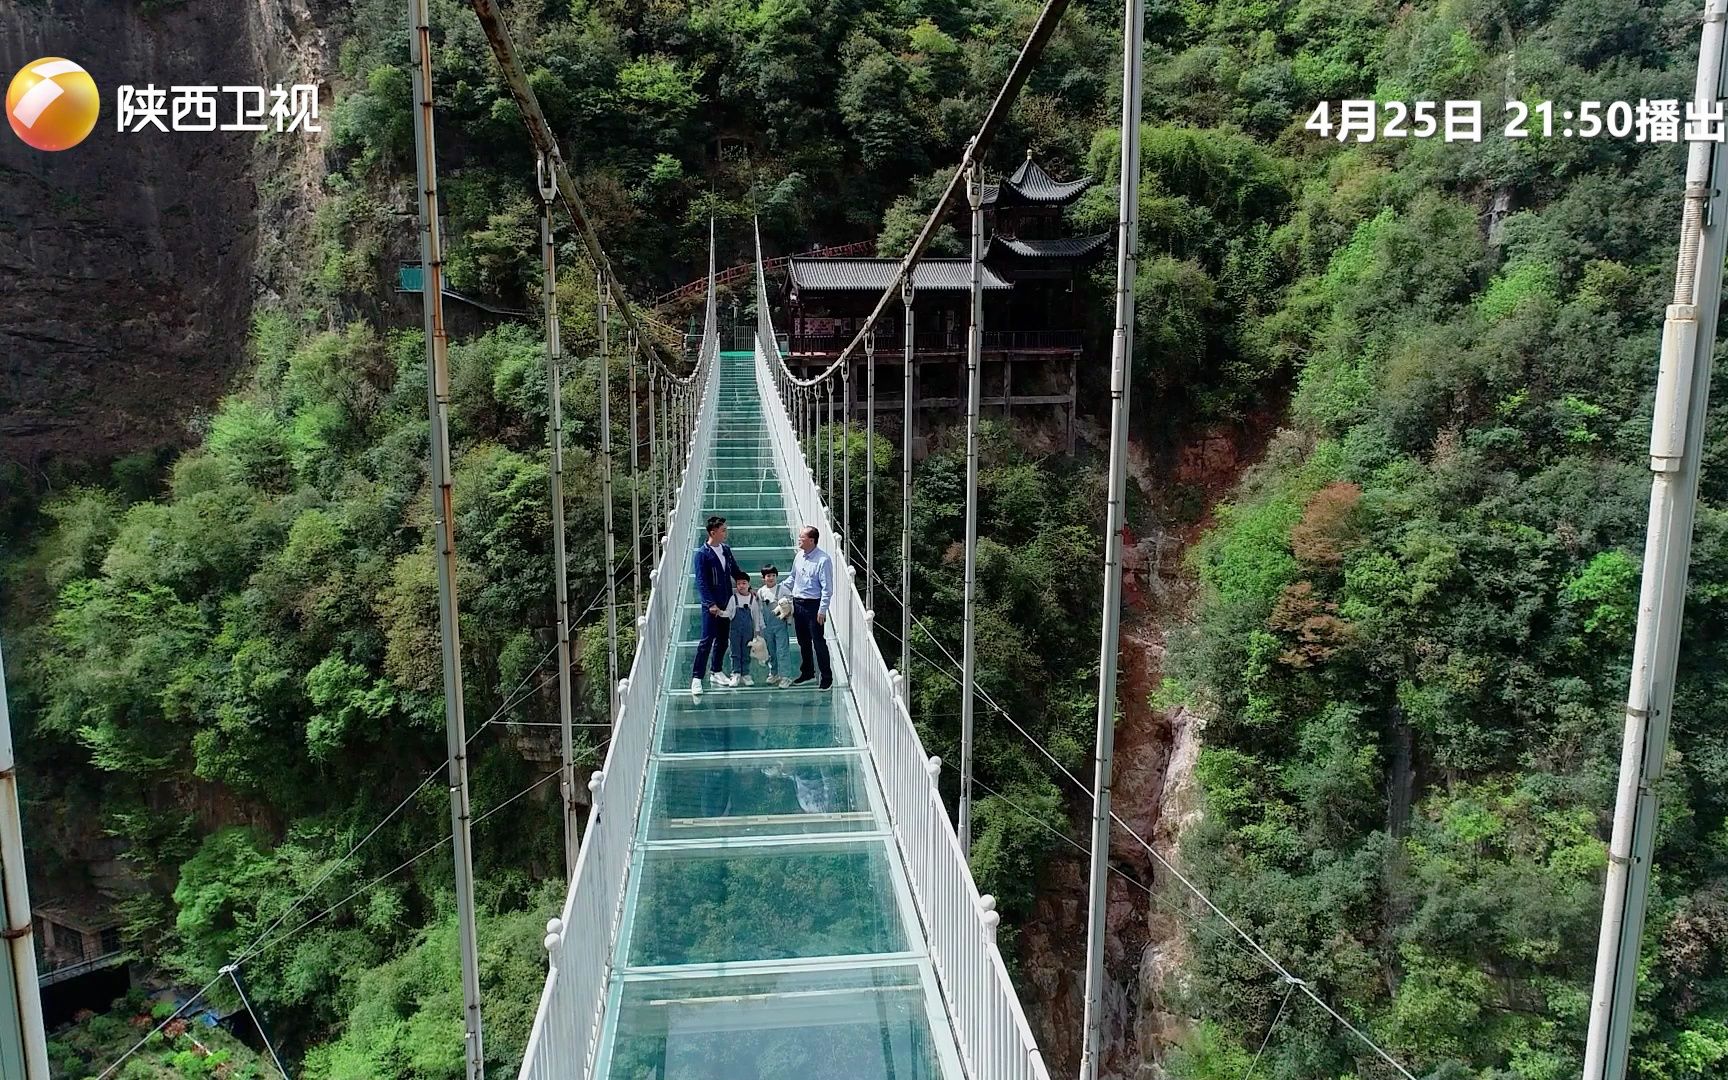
[{"x1": 788, "y1": 524, "x2": 834, "y2": 689}]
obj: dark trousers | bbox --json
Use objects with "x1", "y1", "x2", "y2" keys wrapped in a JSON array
[
  {"x1": 792, "y1": 598, "x2": 832, "y2": 683},
  {"x1": 693, "y1": 610, "x2": 730, "y2": 679}
]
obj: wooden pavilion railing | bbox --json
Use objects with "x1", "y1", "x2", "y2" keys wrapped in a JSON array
[{"x1": 650, "y1": 239, "x2": 877, "y2": 308}]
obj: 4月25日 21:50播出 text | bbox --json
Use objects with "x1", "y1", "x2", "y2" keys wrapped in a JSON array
[{"x1": 1306, "y1": 98, "x2": 1728, "y2": 143}]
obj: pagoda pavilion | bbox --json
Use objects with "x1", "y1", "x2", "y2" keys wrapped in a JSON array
[{"x1": 781, "y1": 151, "x2": 1108, "y2": 454}]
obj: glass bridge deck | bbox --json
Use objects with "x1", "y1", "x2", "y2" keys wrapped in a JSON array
[{"x1": 592, "y1": 351, "x2": 965, "y2": 1080}]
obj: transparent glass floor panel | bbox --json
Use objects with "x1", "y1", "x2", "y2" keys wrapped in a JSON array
[
  {"x1": 695, "y1": 508, "x2": 787, "y2": 529},
  {"x1": 660, "y1": 697, "x2": 856, "y2": 754},
  {"x1": 716, "y1": 524, "x2": 796, "y2": 541},
  {"x1": 647, "y1": 753, "x2": 876, "y2": 840},
  {"x1": 672, "y1": 640, "x2": 844, "y2": 685},
  {"x1": 626, "y1": 841, "x2": 907, "y2": 967},
  {"x1": 601, "y1": 965, "x2": 958, "y2": 1080}
]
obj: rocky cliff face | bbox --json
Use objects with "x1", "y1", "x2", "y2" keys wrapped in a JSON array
[
  {"x1": 1018, "y1": 618, "x2": 1199, "y2": 1080},
  {"x1": 0, "y1": 0, "x2": 330, "y2": 471},
  {"x1": 1, "y1": 0, "x2": 335, "y2": 920},
  {"x1": 1017, "y1": 420, "x2": 1273, "y2": 1079}
]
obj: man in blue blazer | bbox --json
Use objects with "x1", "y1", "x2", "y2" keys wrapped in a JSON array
[{"x1": 691, "y1": 515, "x2": 743, "y2": 695}]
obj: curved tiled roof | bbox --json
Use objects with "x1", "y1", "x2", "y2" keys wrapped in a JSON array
[
  {"x1": 982, "y1": 154, "x2": 1094, "y2": 206},
  {"x1": 789, "y1": 258, "x2": 1012, "y2": 292},
  {"x1": 984, "y1": 232, "x2": 1111, "y2": 260}
]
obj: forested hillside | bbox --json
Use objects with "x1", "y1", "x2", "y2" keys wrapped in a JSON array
[
  {"x1": 0, "y1": 0, "x2": 1724, "y2": 1077},
  {"x1": 1151, "y1": 1, "x2": 1728, "y2": 1078}
]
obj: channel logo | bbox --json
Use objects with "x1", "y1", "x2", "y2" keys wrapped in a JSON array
[{"x1": 7, "y1": 58, "x2": 100, "y2": 151}]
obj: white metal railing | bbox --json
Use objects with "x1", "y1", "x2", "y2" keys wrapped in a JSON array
[
  {"x1": 517, "y1": 250, "x2": 721, "y2": 1080},
  {"x1": 750, "y1": 229, "x2": 1051, "y2": 1080}
]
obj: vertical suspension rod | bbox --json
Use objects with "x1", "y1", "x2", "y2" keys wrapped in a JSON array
[
  {"x1": 408, "y1": 4, "x2": 486, "y2": 1073},
  {"x1": 1582, "y1": 3, "x2": 1728, "y2": 1077},
  {"x1": 0, "y1": 639, "x2": 49, "y2": 1080},
  {"x1": 958, "y1": 156, "x2": 984, "y2": 859},
  {"x1": 844, "y1": 354, "x2": 852, "y2": 558},
  {"x1": 901, "y1": 280, "x2": 916, "y2": 701},
  {"x1": 538, "y1": 157, "x2": 579, "y2": 880},
  {"x1": 648, "y1": 366, "x2": 661, "y2": 568},
  {"x1": 866, "y1": 329, "x2": 876, "y2": 613},
  {"x1": 599, "y1": 271, "x2": 620, "y2": 722},
  {"x1": 629, "y1": 330, "x2": 643, "y2": 623},
  {"x1": 1079, "y1": 0, "x2": 1145, "y2": 1073}
]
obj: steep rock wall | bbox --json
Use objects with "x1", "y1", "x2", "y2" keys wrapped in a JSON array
[
  {"x1": 1018, "y1": 418, "x2": 1274, "y2": 1079},
  {"x1": 0, "y1": 0, "x2": 329, "y2": 470},
  {"x1": 0, "y1": 0, "x2": 334, "y2": 915}
]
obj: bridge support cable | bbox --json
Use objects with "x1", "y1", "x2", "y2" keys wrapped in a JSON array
[
  {"x1": 660, "y1": 373, "x2": 671, "y2": 551},
  {"x1": 958, "y1": 159, "x2": 985, "y2": 860},
  {"x1": 408, "y1": 2, "x2": 486, "y2": 1074},
  {"x1": 224, "y1": 967, "x2": 289, "y2": 1079},
  {"x1": 1583, "y1": 3, "x2": 1728, "y2": 1077},
  {"x1": 769, "y1": 0, "x2": 1074, "y2": 393},
  {"x1": 87, "y1": 627, "x2": 605, "y2": 1080},
  {"x1": 537, "y1": 158, "x2": 581, "y2": 881},
  {"x1": 467, "y1": 0, "x2": 682, "y2": 374},
  {"x1": 465, "y1": 0, "x2": 708, "y2": 580},
  {"x1": 900, "y1": 279, "x2": 915, "y2": 702},
  {"x1": 1079, "y1": 0, "x2": 1146, "y2": 1073},
  {"x1": 743, "y1": 0, "x2": 1078, "y2": 860},
  {"x1": 749, "y1": 0, "x2": 1071, "y2": 412},
  {"x1": 681, "y1": 381, "x2": 692, "y2": 479},
  {"x1": 90, "y1": 753, "x2": 587, "y2": 1080}
]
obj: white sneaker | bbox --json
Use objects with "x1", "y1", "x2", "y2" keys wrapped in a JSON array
[
  {"x1": 691, "y1": 678, "x2": 703, "y2": 696},
  {"x1": 709, "y1": 672, "x2": 730, "y2": 689},
  {"x1": 775, "y1": 676, "x2": 790, "y2": 687},
  {"x1": 741, "y1": 675, "x2": 755, "y2": 687}
]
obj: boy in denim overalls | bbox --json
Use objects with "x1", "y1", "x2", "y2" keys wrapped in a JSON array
[
  {"x1": 726, "y1": 571, "x2": 764, "y2": 686},
  {"x1": 756, "y1": 564, "x2": 794, "y2": 687}
]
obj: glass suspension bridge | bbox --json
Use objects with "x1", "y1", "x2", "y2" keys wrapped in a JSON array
[{"x1": 516, "y1": 241, "x2": 1048, "y2": 1079}]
